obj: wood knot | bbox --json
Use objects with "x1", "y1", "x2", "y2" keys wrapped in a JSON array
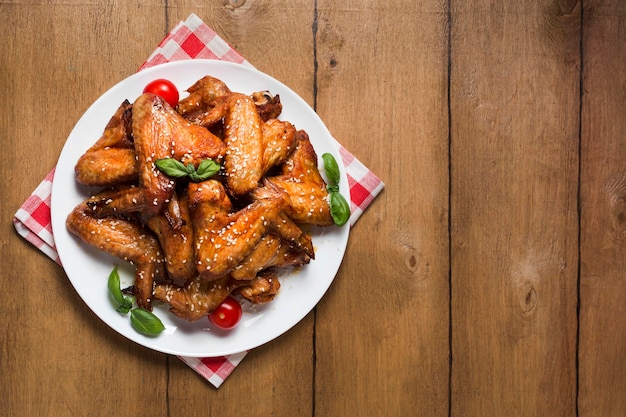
[
  {"x1": 510, "y1": 255, "x2": 542, "y2": 317},
  {"x1": 224, "y1": 0, "x2": 246, "y2": 10},
  {"x1": 517, "y1": 281, "x2": 538, "y2": 315},
  {"x1": 403, "y1": 246, "x2": 421, "y2": 274},
  {"x1": 604, "y1": 171, "x2": 626, "y2": 243},
  {"x1": 395, "y1": 243, "x2": 429, "y2": 285}
]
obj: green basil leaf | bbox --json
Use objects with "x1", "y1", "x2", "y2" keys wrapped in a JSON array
[
  {"x1": 329, "y1": 191, "x2": 350, "y2": 227},
  {"x1": 130, "y1": 308, "x2": 165, "y2": 336},
  {"x1": 155, "y1": 158, "x2": 220, "y2": 182},
  {"x1": 107, "y1": 265, "x2": 133, "y2": 314},
  {"x1": 326, "y1": 184, "x2": 339, "y2": 194},
  {"x1": 195, "y1": 159, "x2": 220, "y2": 180},
  {"x1": 322, "y1": 153, "x2": 341, "y2": 185},
  {"x1": 155, "y1": 158, "x2": 190, "y2": 178}
]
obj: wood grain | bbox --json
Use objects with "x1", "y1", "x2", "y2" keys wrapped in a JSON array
[
  {"x1": 450, "y1": 0, "x2": 579, "y2": 415},
  {"x1": 579, "y1": 1, "x2": 626, "y2": 415},
  {"x1": 313, "y1": 1, "x2": 450, "y2": 416},
  {"x1": 1, "y1": 2, "x2": 169, "y2": 417}
]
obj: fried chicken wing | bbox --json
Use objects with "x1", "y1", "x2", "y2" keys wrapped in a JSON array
[
  {"x1": 66, "y1": 198, "x2": 164, "y2": 310},
  {"x1": 236, "y1": 271, "x2": 281, "y2": 304},
  {"x1": 262, "y1": 118, "x2": 296, "y2": 169},
  {"x1": 188, "y1": 180, "x2": 314, "y2": 281},
  {"x1": 230, "y1": 233, "x2": 311, "y2": 280},
  {"x1": 85, "y1": 99, "x2": 133, "y2": 150},
  {"x1": 74, "y1": 100, "x2": 135, "y2": 186},
  {"x1": 75, "y1": 148, "x2": 137, "y2": 186},
  {"x1": 252, "y1": 130, "x2": 333, "y2": 226},
  {"x1": 212, "y1": 93, "x2": 265, "y2": 195},
  {"x1": 229, "y1": 234, "x2": 283, "y2": 280},
  {"x1": 146, "y1": 190, "x2": 196, "y2": 284},
  {"x1": 190, "y1": 93, "x2": 296, "y2": 196},
  {"x1": 154, "y1": 273, "x2": 283, "y2": 321},
  {"x1": 176, "y1": 75, "x2": 232, "y2": 117},
  {"x1": 132, "y1": 93, "x2": 226, "y2": 221},
  {"x1": 153, "y1": 275, "x2": 233, "y2": 322},
  {"x1": 178, "y1": 75, "x2": 282, "y2": 125},
  {"x1": 84, "y1": 185, "x2": 144, "y2": 217}
]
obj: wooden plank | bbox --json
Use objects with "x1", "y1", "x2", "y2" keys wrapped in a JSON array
[
  {"x1": 1, "y1": 2, "x2": 168, "y2": 417},
  {"x1": 164, "y1": 4, "x2": 317, "y2": 416},
  {"x1": 579, "y1": 1, "x2": 626, "y2": 415},
  {"x1": 313, "y1": 1, "x2": 450, "y2": 416},
  {"x1": 450, "y1": 1, "x2": 580, "y2": 415}
]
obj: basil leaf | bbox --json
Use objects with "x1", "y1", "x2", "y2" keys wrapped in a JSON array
[
  {"x1": 329, "y1": 191, "x2": 350, "y2": 226},
  {"x1": 195, "y1": 159, "x2": 220, "y2": 180},
  {"x1": 155, "y1": 158, "x2": 190, "y2": 178},
  {"x1": 156, "y1": 158, "x2": 219, "y2": 182},
  {"x1": 322, "y1": 153, "x2": 341, "y2": 185},
  {"x1": 107, "y1": 265, "x2": 133, "y2": 314},
  {"x1": 130, "y1": 308, "x2": 165, "y2": 336}
]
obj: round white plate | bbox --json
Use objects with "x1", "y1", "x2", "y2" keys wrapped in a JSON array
[{"x1": 51, "y1": 60, "x2": 350, "y2": 357}]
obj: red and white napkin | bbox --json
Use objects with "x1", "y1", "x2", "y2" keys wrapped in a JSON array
[{"x1": 13, "y1": 13, "x2": 384, "y2": 388}]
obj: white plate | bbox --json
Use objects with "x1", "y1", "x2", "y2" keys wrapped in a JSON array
[{"x1": 51, "y1": 60, "x2": 350, "y2": 357}]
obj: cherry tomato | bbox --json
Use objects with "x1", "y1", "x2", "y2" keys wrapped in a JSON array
[
  {"x1": 143, "y1": 79, "x2": 179, "y2": 108},
  {"x1": 208, "y1": 296, "x2": 243, "y2": 330}
]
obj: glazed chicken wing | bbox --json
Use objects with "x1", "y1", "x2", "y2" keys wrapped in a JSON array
[
  {"x1": 188, "y1": 180, "x2": 314, "y2": 281},
  {"x1": 146, "y1": 190, "x2": 196, "y2": 285},
  {"x1": 229, "y1": 233, "x2": 311, "y2": 280},
  {"x1": 236, "y1": 271, "x2": 281, "y2": 304},
  {"x1": 251, "y1": 91, "x2": 283, "y2": 121},
  {"x1": 75, "y1": 100, "x2": 136, "y2": 186},
  {"x1": 153, "y1": 275, "x2": 233, "y2": 321},
  {"x1": 189, "y1": 92, "x2": 296, "y2": 196},
  {"x1": 176, "y1": 75, "x2": 232, "y2": 117},
  {"x1": 132, "y1": 93, "x2": 226, "y2": 221},
  {"x1": 252, "y1": 130, "x2": 334, "y2": 226},
  {"x1": 177, "y1": 75, "x2": 282, "y2": 124},
  {"x1": 153, "y1": 273, "x2": 282, "y2": 321},
  {"x1": 66, "y1": 197, "x2": 164, "y2": 310}
]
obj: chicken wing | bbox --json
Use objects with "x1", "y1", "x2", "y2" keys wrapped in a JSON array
[
  {"x1": 85, "y1": 99, "x2": 133, "y2": 151},
  {"x1": 154, "y1": 273, "x2": 282, "y2": 321},
  {"x1": 66, "y1": 198, "x2": 164, "y2": 310},
  {"x1": 188, "y1": 179, "x2": 314, "y2": 281},
  {"x1": 209, "y1": 93, "x2": 265, "y2": 195},
  {"x1": 236, "y1": 271, "x2": 281, "y2": 304},
  {"x1": 84, "y1": 185, "x2": 144, "y2": 217},
  {"x1": 252, "y1": 130, "x2": 333, "y2": 226},
  {"x1": 262, "y1": 118, "x2": 297, "y2": 170},
  {"x1": 230, "y1": 233, "x2": 311, "y2": 280},
  {"x1": 74, "y1": 100, "x2": 135, "y2": 186},
  {"x1": 146, "y1": 190, "x2": 196, "y2": 285},
  {"x1": 177, "y1": 74, "x2": 282, "y2": 124},
  {"x1": 153, "y1": 275, "x2": 233, "y2": 322},
  {"x1": 189, "y1": 92, "x2": 296, "y2": 196},
  {"x1": 251, "y1": 91, "x2": 283, "y2": 121},
  {"x1": 132, "y1": 93, "x2": 226, "y2": 221},
  {"x1": 176, "y1": 75, "x2": 232, "y2": 117}
]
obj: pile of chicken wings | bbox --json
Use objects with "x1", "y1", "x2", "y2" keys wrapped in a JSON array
[{"x1": 66, "y1": 75, "x2": 335, "y2": 321}]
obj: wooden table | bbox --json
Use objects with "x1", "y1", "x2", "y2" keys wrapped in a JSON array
[{"x1": 3, "y1": 1, "x2": 626, "y2": 416}]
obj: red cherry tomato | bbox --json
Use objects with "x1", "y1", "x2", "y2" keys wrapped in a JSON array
[
  {"x1": 143, "y1": 79, "x2": 179, "y2": 108},
  {"x1": 208, "y1": 296, "x2": 243, "y2": 330}
]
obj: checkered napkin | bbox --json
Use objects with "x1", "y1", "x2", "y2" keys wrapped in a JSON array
[{"x1": 12, "y1": 13, "x2": 384, "y2": 388}]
